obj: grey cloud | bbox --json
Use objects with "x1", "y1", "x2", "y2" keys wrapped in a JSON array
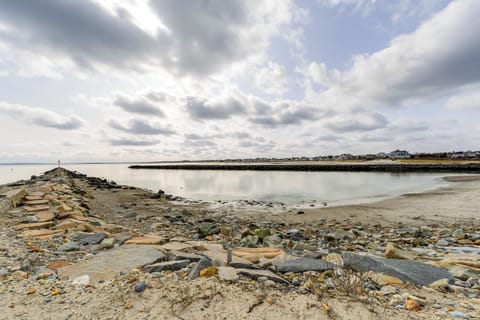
[
  {"x1": 109, "y1": 138, "x2": 159, "y2": 146},
  {"x1": 0, "y1": 0, "x2": 160, "y2": 71},
  {"x1": 249, "y1": 104, "x2": 318, "y2": 128},
  {"x1": 326, "y1": 112, "x2": 388, "y2": 132},
  {"x1": 114, "y1": 94, "x2": 165, "y2": 116},
  {"x1": 0, "y1": 0, "x2": 292, "y2": 77},
  {"x1": 109, "y1": 119, "x2": 175, "y2": 135},
  {"x1": 0, "y1": 102, "x2": 84, "y2": 130},
  {"x1": 186, "y1": 96, "x2": 246, "y2": 120}
]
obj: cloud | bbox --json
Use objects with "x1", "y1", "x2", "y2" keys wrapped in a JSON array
[
  {"x1": 108, "y1": 138, "x2": 159, "y2": 146},
  {"x1": 325, "y1": 112, "x2": 388, "y2": 132},
  {"x1": 445, "y1": 85, "x2": 480, "y2": 109},
  {"x1": 249, "y1": 102, "x2": 318, "y2": 128},
  {"x1": 186, "y1": 95, "x2": 247, "y2": 120},
  {"x1": 114, "y1": 93, "x2": 165, "y2": 116},
  {"x1": 309, "y1": 0, "x2": 480, "y2": 109},
  {"x1": 108, "y1": 119, "x2": 175, "y2": 135},
  {"x1": 0, "y1": 102, "x2": 84, "y2": 130},
  {"x1": 0, "y1": 0, "x2": 298, "y2": 77},
  {"x1": 254, "y1": 62, "x2": 288, "y2": 96}
]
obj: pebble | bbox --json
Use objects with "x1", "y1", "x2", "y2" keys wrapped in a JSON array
[
  {"x1": 449, "y1": 311, "x2": 469, "y2": 319},
  {"x1": 134, "y1": 281, "x2": 146, "y2": 293}
]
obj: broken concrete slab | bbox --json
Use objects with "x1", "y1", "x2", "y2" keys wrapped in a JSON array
[{"x1": 57, "y1": 245, "x2": 166, "y2": 284}]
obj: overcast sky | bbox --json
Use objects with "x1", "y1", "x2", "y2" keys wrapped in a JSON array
[{"x1": 0, "y1": 0, "x2": 479, "y2": 163}]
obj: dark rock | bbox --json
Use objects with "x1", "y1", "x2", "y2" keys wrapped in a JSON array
[
  {"x1": 72, "y1": 233, "x2": 107, "y2": 246},
  {"x1": 236, "y1": 268, "x2": 288, "y2": 284},
  {"x1": 144, "y1": 260, "x2": 191, "y2": 273},
  {"x1": 342, "y1": 252, "x2": 453, "y2": 286},
  {"x1": 274, "y1": 258, "x2": 335, "y2": 273},
  {"x1": 21, "y1": 257, "x2": 32, "y2": 272},
  {"x1": 134, "y1": 281, "x2": 146, "y2": 293},
  {"x1": 187, "y1": 257, "x2": 212, "y2": 280},
  {"x1": 167, "y1": 250, "x2": 203, "y2": 262}
]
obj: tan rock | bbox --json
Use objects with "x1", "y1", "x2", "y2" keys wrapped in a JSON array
[
  {"x1": 55, "y1": 211, "x2": 72, "y2": 220},
  {"x1": 385, "y1": 242, "x2": 415, "y2": 260},
  {"x1": 232, "y1": 247, "x2": 285, "y2": 259},
  {"x1": 24, "y1": 205, "x2": 50, "y2": 212},
  {"x1": 3, "y1": 189, "x2": 26, "y2": 208},
  {"x1": 25, "y1": 195, "x2": 43, "y2": 201},
  {"x1": 35, "y1": 211, "x2": 55, "y2": 222},
  {"x1": 54, "y1": 220, "x2": 79, "y2": 230},
  {"x1": 367, "y1": 272, "x2": 403, "y2": 286},
  {"x1": 23, "y1": 200, "x2": 49, "y2": 205},
  {"x1": 13, "y1": 221, "x2": 54, "y2": 231},
  {"x1": 405, "y1": 299, "x2": 420, "y2": 311},
  {"x1": 159, "y1": 242, "x2": 194, "y2": 251},
  {"x1": 103, "y1": 224, "x2": 129, "y2": 234},
  {"x1": 20, "y1": 229, "x2": 64, "y2": 239},
  {"x1": 27, "y1": 191, "x2": 45, "y2": 197},
  {"x1": 57, "y1": 203, "x2": 72, "y2": 212},
  {"x1": 325, "y1": 253, "x2": 344, "y2": 267},
  {"x1": 47, "y1": 260, "x2": 70, "y2": 270},
  {"x1": 125, "y1": 236, "x2": 168, "y2": 245}
]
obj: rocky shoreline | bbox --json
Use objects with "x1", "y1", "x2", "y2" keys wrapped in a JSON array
[{"x1": 0, "y1": 168, "x2": 479, "y2": 319}]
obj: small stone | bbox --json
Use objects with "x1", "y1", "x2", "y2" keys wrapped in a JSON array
[
  {"x1": 58, "y1": 241, "x2": 80, "y2": 252},
  {"x1": 240, "y1": 235, "x2": 259, "y2": 246},
  {"x1": 217, "y1": 267, "x2": 238, "y2": 281},
  {"x1": 187, "y1": 257, "x2": 212, "y2": 280},
  {"x1": 72, "y1": 233, "x2": 106, "y2": 246},
  {"x1": 26, "y1": 288, "x2": 36, "y2": 295},
  {"x1": 263, "y1": 234, "x2": 283, "y2": 248},
  {"x1": 198, "y1": 223, "x2": 219, "y2": 236},
  {"x1": 134, "y1": 281, "x2": 146, "y2": 293},
  {"x1": 99, "y1": 238, "x2": 115, "y2": 250},
  {"x1": 200, "y1": 266, "x2": 218, "y2": 278},
  {"x1": 435, "y1": 239, "x2": 450, "y2": 246},
  {"x1": 405, "y1": 299, "x2": 420, "y2": 311},
  {"x1": 385, "y1": 242, "x2": 415, "y2": 260},
  {"x1": 378, "y1": 285, "x2": 398, "y2": 295},
  {"x1": 219, "y1": 226, "x2": 233, "y2": 237},
  {"x1": 325, "y1": 253, "x2": 344, "y2": 267}
]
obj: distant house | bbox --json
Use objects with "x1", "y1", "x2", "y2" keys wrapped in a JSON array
[
  {"x1": 388, "y1": 150, "x2": 411, "y2": 159},
  {"x1": 336, "y1": 153, "x2": 354, "y2": 160}
]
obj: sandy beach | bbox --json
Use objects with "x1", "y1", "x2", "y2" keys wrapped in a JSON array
[{"x1": 0, "y1": 168, "x2": 479, "y2": 320}]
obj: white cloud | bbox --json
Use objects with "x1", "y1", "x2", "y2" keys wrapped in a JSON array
[
  {"x1": 444, "y1": 85, "x2": 480, "y2": 109},
  {"x1": 254, "y1": 62, "x2": 288, "y2": 96},
  {"x1": 0, "y1": 102, "x2": 85, "y2": 130}
]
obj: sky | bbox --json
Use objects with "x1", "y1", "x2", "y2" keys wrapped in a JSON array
[{"x1": 0, "y1": 0, "x2": 479, "y2": 163}]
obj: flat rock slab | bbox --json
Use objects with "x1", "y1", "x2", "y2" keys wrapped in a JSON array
[
  {"x1": 342, "y1": 252, "x2": 453, "y2": 286},
  {"x1": 23, "y1": 200, "x2": 49, "y2": 205},
  {"x1": 72, "y1": 233, "x2": 107, "y2": 245},
  {"x1": 167, "y1": 250, "x2": 203, "y2": 262},
  {"x1": 126, "y1": 236, "x2": 168, "y2": 245},
  {"x1": 35, "y1": 211, "x2": 55, "y2": 222},
  {"x1": 144, "y1": 260, "x2": 190, "y2": 273},
  {"x1": 274, "y1": 258, "x2": 335, "y2": 273},
  {"x1": 25, "y1": 195, "x2": 43, "y2": 201},
  {"x1": 233, "y1": 247, "x2": 285, "y2": 259},
  {"x1": 160, "y1": 242, "x2": 194, "y2": 252},
  {"x1": 201, "y1": 250, "x2": 253, "y2": 268},
  {"x1": 57, "y1": 245, "x2": 165, "y2": 283},
  {"x1": 4, "y1": 189, "x2": 26, "y2": 207},
  {"x1": 20, "y1": 229, "x2": 64, "y2": 239},
  {"x1": 235, "y1": 268, "x2": 288, "y2": 284},
  {"x1": 24, "y1": 205, "x2": 50, "y2": 212},
  {"x1": 13, "y1": 221, "x2": 54, "y2": 230}
]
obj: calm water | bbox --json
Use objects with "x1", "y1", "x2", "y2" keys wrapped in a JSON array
[{"x1": 0, "y1": 163, "x2": 450, "y2": 206}]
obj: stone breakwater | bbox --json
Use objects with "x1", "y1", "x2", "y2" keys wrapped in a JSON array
[
  {"x1": 0, "y1": 168, "x2": 479, "y2": 319},
  {"x1": 129, "y1": 162, "x2": 480, "y2": 172}
]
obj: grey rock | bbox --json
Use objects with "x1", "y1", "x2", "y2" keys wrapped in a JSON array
[
  {"x1": 144, "y1": 260, "x2": 190, "y2": 273},
  {"x1": 0, "y1": 267, "x2": 9, "y2": 277},
  {"x1": 274, "y1": 258, "x2": 335, "y2": 273},
  {"x1": 263, "y1": 234, "x2": 283, "y2": 248},
  {"x1": 58, "y1": 241, "x2": 80, "y2": 252},
  {"x1": 435, "y1": 239, "x2": 449, "y2": 246},
  {"x1": 236, "y1": 268, "x2": 288, "y2": 284},
  {"x1": 187, "y1": 257, "x2": 212, "y2": 280},
  {"x1": 113, "y1": 232, "x2": 133, "y2": 245},
  {"x1": 134, "y1": 281, "x2": 146, "y2": 293},
  {"x1": 21, "y1": 257, "x2": 32, "y2": 272},
  {"x1": 217, "y1": 267, "x2": 238, "y2": 281},
  {"x1": 342, "y1": 252, "x2": 453, "y2": 286},
  {"x1": 166, "y1": 250, "x2": 202, "y2": 262},
  {"x1": 57, "y1": 245, "x2": 166, "y2": 283},
  {"x1": 22, "y1": 216, "x2": 39, "y2": 223},
  {"x1": 241, "y1": 235, "x2": 259, "y2": 246},
  {"x1": 72, "y1": 233, "x2": 107, "y2": 246}
]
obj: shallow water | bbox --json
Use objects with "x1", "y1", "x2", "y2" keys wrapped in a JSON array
[{"x1": 0, "y1": 163, "x2": 450, "y2": 206}]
